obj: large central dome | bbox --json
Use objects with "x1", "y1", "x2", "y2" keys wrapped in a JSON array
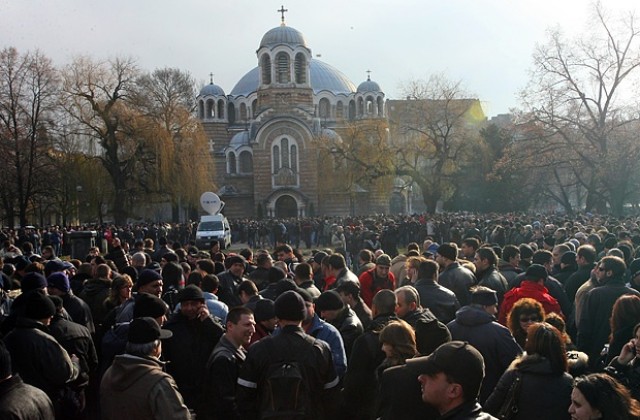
[
  {"x1": 259, "y1": 25, "x2": 308, "y2": 49},
  {"x1": 230, "y1": 59, "x2": 357, "y2": 97}
]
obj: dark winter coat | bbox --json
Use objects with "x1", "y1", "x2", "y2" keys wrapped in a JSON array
[
  {"x1": 439, "y1": 262, "x2": 476, "y2": 307},
  {"x1": 162, "y1": 312, "x2": 224, "y2": 413},
  {"x1": 485, "y1": 355, "x2": 573, "y2": 420},
  {"x1": 328, "y1": 306, "x2": 363, "y2": 359},
  {"x1": 0, "y1": 374, "x2": 55, "y2": 420},
  {"x1": 413, "y1": 278, "x2": 460, "y2": 324},
  {"x1": 401, "y1": 308, "x2": 452, "y2": 356},
  {"x1": 447, "y1": 305, "x2": 522, "y2": 403}
]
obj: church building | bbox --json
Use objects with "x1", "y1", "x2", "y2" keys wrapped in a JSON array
[{"x1": 197, "y1": 10, "x2": 391, "y2": 218}]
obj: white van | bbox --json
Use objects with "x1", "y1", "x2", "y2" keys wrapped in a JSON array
[{"x1": 195, "y1": 214, "x2": 232, "y2": 250}]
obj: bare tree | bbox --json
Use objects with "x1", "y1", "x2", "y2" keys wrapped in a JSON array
[
  {"x1": 0, "y1": 47, "x2": 59, "y2": 227},
  {"x1": 59, "y1": 56, "x2": 142, "y2": 224},
  {"x1": 521, "y1": 3, "x2": 640, "y2": 215}
]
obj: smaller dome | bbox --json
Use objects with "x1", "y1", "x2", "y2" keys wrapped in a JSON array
[
  {"x1": 229, "y1": 131, "x2": 250, "y2": 149},
  {"x1": 199, "y1": 83, "x2": 225, "y2": 97},
  {"x1": 260, "y1": 25, "x2": 308, "y2": 49},
  {"x1": 319, "y1": 128, "x2": 342, "y2": 143},
  {"x1": 357, "y1": 75, "x2": 381, "y2": 93}
]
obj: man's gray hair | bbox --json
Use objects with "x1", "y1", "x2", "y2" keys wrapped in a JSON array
[{"x1": 125, "y1": 340, "x2": 160, "y2": 357}]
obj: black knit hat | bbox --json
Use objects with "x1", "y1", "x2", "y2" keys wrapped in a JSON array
[
  {"x1": 315, "y1": 290, "x2": 345, "y2": 312},
  {"x1": 24, "y1": 291, "x2": 56, "y2": 320},
  {"x1": 133, "y1": 293, "x2": 168, "y2": 318},
  {"x1": 274, "y1": 290, "x2": 306, "y2": 321},
  {"x1": 137, "y1": 269, "x2": 163, "y2": 287},
  {"x1": 178, "y1": 285, "x2": 205, "y2": 303},
  {"x1": 437, "y1": 243, "x2": 458, "y2": 261},
  {"x1": 254, "y1": 299, "x2": 276, "y2": 322},
  {"x1": 128, "y1": 317, "x2": 172, "y2": 344}
]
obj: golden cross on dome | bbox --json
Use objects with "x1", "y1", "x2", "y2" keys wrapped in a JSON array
[{"x1": 278, "y1": 5, "x2": 288, "y2": 25}]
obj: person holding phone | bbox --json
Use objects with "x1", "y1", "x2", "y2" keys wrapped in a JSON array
[{"x1": 606, "y1": 322, "x2": 640, "y2": 401}]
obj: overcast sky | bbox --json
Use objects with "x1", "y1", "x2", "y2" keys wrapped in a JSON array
[{"x1": 1, "y1": 0, "x2": 638, "y2": 117}]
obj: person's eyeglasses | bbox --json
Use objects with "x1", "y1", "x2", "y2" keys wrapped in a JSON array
[{"x1": 519, "y1": 315, "x2": 541, "y2": 323}]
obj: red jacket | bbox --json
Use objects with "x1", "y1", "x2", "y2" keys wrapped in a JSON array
[
  {"x1": 358, "y1": 269, "x2": 396, "y2": 308},
  {"x1": 498, "y1": 281, "x2": 563, "y2": 325}
]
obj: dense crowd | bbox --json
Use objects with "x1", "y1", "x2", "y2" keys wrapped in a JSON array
[{"x1": 2, "y1": 212, "x2": 640, "y2": 419}]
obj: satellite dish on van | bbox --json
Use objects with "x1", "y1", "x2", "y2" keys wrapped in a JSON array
[{"x1": 200, "y1": 192, "x2": 224, "y2": 215}]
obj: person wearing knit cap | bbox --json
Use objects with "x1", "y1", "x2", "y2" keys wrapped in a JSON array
[
  {"x1": 217, "y1": 255, "x2": 247, "y2": 308},
  {"x1": 446, "y1": 286, "x2": 522, "y2": 404},
  {"x1": 555, "y1": 250, "x2": 578, "y2": 285},
  {"x1": 3, "y1": 290, "x2": 81, "y2": 414},
  {"x1": 162, "y1": 284, "x2": 224, "y2": 416},
  {"x1": 100, "y1": 293, "x2": 170, "y2": 374},
  {"x1": 358, "y1": 253, "x2": 396, "y2": 308},
  {"x1": 47, "y1": 272, "x2": 95, "y2": 334},
  {"x1": 298, "y1": 287, "x2": 348, "y2": 378},
  {"x1": 100, "y1": 316, "x2": 190, "y2": 420},
  {"x1": 248, "y1": 298, "x2": 277, "y2": 347},
  {"x1": 315, "y1": 290, "x2": 363, "y2": 358},
  {"x1": 498, "y1": 263, "x2": 563, "y2": 325},
  {"x1": 237, "y1": 290, "x2": 340, "y2": 419},
  {"x1": 136, "y1": 269, "x2": 164, "y2": 298}
]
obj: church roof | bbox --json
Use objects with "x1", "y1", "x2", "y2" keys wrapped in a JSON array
[
  {"x1": 260, "y1": 25, "x2": 308, "y2": 49},
  {"x1": 230, "y1": 59, "x2": 357, "y2": 97},
  {"x1": 199, "y1": 82, "x2": 226, "y2": 97},
  {"x1": 357, "y1": 79, "x2": 381, "y2": 93}
]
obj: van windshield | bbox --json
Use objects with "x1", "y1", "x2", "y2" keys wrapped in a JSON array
[{"x1": 198, "y1": 221, "x2": 223, "y2": 231}]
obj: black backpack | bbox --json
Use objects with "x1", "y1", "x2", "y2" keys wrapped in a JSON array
[{"x1": 259, "y1": 335, "x2": 315, "y2": 419}]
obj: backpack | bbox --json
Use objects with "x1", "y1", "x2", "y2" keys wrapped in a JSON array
[{"x1": 259, "y1": 335, "x2": 315, "y2": 419}]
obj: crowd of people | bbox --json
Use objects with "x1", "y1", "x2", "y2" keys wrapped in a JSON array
[{"x1": 2, "y1": 212, "x2": 640, "y2": 418}]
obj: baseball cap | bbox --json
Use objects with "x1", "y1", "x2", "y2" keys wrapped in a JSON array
[{"x1": 128, "y1": 317, "x2": 173, "y2": 344}]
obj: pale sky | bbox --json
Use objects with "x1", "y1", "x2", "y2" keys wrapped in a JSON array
[{"x1": 1, "y1": 0, "x2": 638, "y2": 117}]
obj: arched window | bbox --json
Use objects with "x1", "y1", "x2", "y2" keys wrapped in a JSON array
[
  {"x1": 217, "y1": 100, "x2": 225, "y2": 119},
  {"x1": 336, "y1": 101, "x2": 344, "y2": 119},
  {"x1": 252, "y1": 99, "x2": 258, "y2": 118},
  {"x1": 206, "y1": 99, "x2": 215, "y2": 118},
  {"x1": 319, "y1": 98, "x2": 330, "y2": 119},
  {"x1": 228, "y1": 103, "x2": 236, "y2": 124},
  {"x1": 291, "y1": 144, "x2": 298, "y2": 172},
  {"x1": 357, "y1": 97, "x2": 364, "y2": 116},
  {"x1": 377, "y1": 97, "x2": 384, "y2": 116},
  {"x1": 272, "y1": 137, "x2": 299, "y2": 186},
  {"x1": 276, "y1": 52, "x2": 290, "y2": 83},
  {"x1": 227, "y1": 152, "x2": 237, "y2": 174},
  {"x1": 198, "y1": 100, "x2": 205, "y2": 119},
  {"x1": 261, "y1": 54, "x2": 272, "y2": 85},
  {"x1": 239, "y1": 151, "x2": 253, "y2": 173},
  {"x1": 295, "y1": 53, "x2": 306, "y2": 84},
  {"x1": 348, "y1": 100, "x2": 356, "y2": 120},
  {"x1": 240, "y1": 103, "x2": 247, "y2": 121},
  {"x1": 273, "y1": 145, "x2": 280, "y2": 171},
  {"x1": 366, "y1": 96, "x2": 374, "y2": 114}
]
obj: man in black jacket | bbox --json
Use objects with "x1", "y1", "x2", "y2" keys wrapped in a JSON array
[
  {"x1": 436, "y1": 243, "x2": 476, "y2": 306},
  {"x1": 394, "y1": 286, "x2": 451, "y2": 356},
  {"x1": 203, "y1": 306, "x2": 255, "y2": 420},
  {"x1": 315, "y1": 290, "x2": 363, "y2": 358},
  {"x1": 0, "y1": 340, "x2": 55, "y2": 420},
  {"x1": 341, "y1": 289, "x2": 397, "y2": 420},
  {"x1": 237, "y1": 290, "x2": 339, "y2": 419},
  {"x1": 578, "y1": 256, "x2": 640, "y2": 368},
  {"x1": 412, "y1": 259, "x2": 460, "y2": 323},
  {"x1": 162, "y1": 285, "x2": 224, "y2": 416},
  {"x1": 446, "y1": 287, "x2": 521, "y2": 404}
]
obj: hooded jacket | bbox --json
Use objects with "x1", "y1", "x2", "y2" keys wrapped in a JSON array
[
  {"x1": 447, "y1": 305, "x2": 521, "y2": 403},
  {"x1": 100, "y1": 354, "x2": 191, "y2": 420}
]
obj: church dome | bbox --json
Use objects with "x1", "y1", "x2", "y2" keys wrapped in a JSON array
[
  {"x1": 199, "y1": 82, "x2": 225, "y2": 97},
  {"x1": 230, "y1": 59, "x2": 356, "y2": 97},
  {"x1": 229, "y1": 131, "x2": 250, "y2": 149},
  {"x1": 357, "y1": 77, "x2": 381, "y2": 93},
  {"x1": 260, "y1": 25, "x2": 308, "y2": 49}
]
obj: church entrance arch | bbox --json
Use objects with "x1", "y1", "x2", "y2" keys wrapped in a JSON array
[{"x1": 275, "y1": 195, "x2": 298, "y2": 218}]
